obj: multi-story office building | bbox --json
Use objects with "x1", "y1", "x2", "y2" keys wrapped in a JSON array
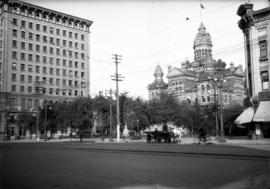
[
  {"x1": 0, "y1": 0, "x2": 93, "y2": 139},
  {"x1": 237, "y1": 2, "x2": 270, "y2": 138}
]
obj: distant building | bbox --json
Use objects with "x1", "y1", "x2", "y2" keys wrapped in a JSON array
[
  {"x1": 148, "y1": 23, "x2": 246, "y2": 107},
  {"x1": 0, "y1": 0, "x2": 93, "y2": 139},
  {"x1": 237, "y1": 3, "x2": 270, "y2": 137}
]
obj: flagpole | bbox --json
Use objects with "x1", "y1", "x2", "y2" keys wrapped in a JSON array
[{"x1": 200, "y1": 0, "x2": 202, "y2": 22}]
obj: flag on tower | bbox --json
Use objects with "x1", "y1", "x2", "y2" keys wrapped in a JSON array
[{"x1": 200, "y1": 3, "x2": 205, "y2": 9}]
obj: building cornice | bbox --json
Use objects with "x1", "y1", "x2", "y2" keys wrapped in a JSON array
[{"x1": 1, "y1": 0, "x2": 93, "y2": 31}]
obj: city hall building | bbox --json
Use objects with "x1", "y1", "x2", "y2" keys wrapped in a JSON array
[
  {"x1": 148, "y1": 23, "x2": 246, "y2": 107},
  {"x1": 0, "y1": 0, "x2": 93, "y2": 139}
]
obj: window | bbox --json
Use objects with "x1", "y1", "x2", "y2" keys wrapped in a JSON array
[
  {"x1": 28, "y1": 54, "x2": 33, "y2": 62},
  {"x1": 36, "y1": 44, "x2": 40, "y2": 52},
  {"x1": 69, "y1": 70, "x2": 72, "y2": 77},
  {"x1": 43, "y1": 67, "x2": 46, "y2": 74},
  {"x1": 43, "y1": 56, "x2": 47, "y2": 64},
  {"x1": 36, "y1": 66, "x2": 40, "y2": 73},
  {"x1": 43, "y1": 46, "x2": 47, "y2": 53},
  {"x1": 63, "y1": 79, "x2": 66, "y2": 86},
  {"x1": 49, "y1": 68, "x2": 53, "y2": 75},
  {"x1": 56, "y1": 48, "x2": 60, "y2": 55},
  {"x1": 21, "y1": 31, "x2": 26, "y2": 38},
  {"x1": 13, "y1": 18, "x2": 17, "y2": 26},
  {"x1": 81, "y1": 62, "x2": 84, "y2": 69},
  {"x1": 75, "y1": 42, "x2": 78, "y2": 49},
  {"x1": 43, "y1": 36, "x2": 47, "y2": 43},
  {"x1": 36, "y1": 34, "x2": 40, "y2": 41},
  {"x1": 36, "y1": 55, "x2": 40, "y2": 63},
  {"x1": 81, "y1": 44, "x2": 85, "y2": 50},
  {"x1": 12, "y1": 85, "x2": 16, "y2": 92},
  {"x1": 63, "y1": 59, "x2": 66, "y2": 67},
  {"x1": 69, "y1": 61, "x2": 72, "y2": 68},
  {"x1": 43, "y1": 25, "x2": 47, "y2": 32},
  {"x1": 28, "y1": 86, "x2": 32, "y2": 93},
  {"x1": 21, "y1": 20, "x2": 26, "y2": 28},
  {"x1": 36, "y1": 24, "x2": 40, "y2": 31},
  {"x1": 63, "y1": 30, "x2": 66, "y2": 37},
  {"x1": 63, "y1": 69, "x2": 66, "y2": 76},
  {"x1": 63, "y1": 40, "x2": 66, "y2": 46},
  {"x1": 12, "y1": 51, "x2": 17, "y2": 60},
  {"x1": 261, "y1": 71, "x2": 269, "y2": 90},
  {"x1": 20, "y1": 75, "x2": 25, "y2": 82},
  {"x1": 63, "y1": 50, "x2": 66, "y2": 56},
  {"x1": 75, "y1": 52, "x2": 78, "y2": 59},
  {"x1": 56, "y1": 29, "x2": 60, "y2": 35},
  {"x1": 207, "y1": 96, "x2": 210, "y2": 102},
  {"x1": 56, "y1": 58, "x2": 60, "y2": 65},
  {"x1": 259, "y1": 40, "x2": 267, "y2": 60},
  {"x1": 69, "y1": 51, "x2": 72, "y2": 58},
  {"x1": 50, "y1": 47, "x2": 54, "y2": 54},
  {"x1": 69, "y1": 32, "x2": 72, "y2": 38},
  {"x1": 29, "y1": 43, "x2": 33, "y2": 51},
  {"x1": 206, "y1": 84, "x2": 210, "y2": 90},
  {"x1": 201, "y1": 85, "x2": 205, "y2": 91},
  {"x1": 202, "y1": 96, "x2": 205, "y2": 102},
  {"x1": 50, "y1": 27, "x2": 53, "y2": 34},
  {"x1": 20, "y1": 52, "x2": 25, "y2": 61},
  {"x1": 56, "y1": 68, "x2": 60, "y2": 75},
  {"x1": 75, "y1": 61, "x2": 78, "y2": 68},
  {"x1": 12, "y1": 40, "x2": 17, "y2": 48},
  {"x1": 28, "y1": 75, "x2": 32, "y2": 83},
  {"x1": 50, "y1": 37, "x2": 54, "y2": 44},
  {"x1": 29, "y1": 32, "x2": 33, "y2": 40},
  {"x1": 69, "y1": 41, "x2": 72, "y2": 48},
  {"x1": 56, "y1": 79, "x2": 60, "y2": 85},
  {"x1": 49, "y1": 78, "x2": 53, "y2": 85},
  {"x1": 56, "y1": 39, "x2": 60, "y2": 46},
  {"x1": 20, "y1": 86, "x2": 25, "y2": 93},
  {"x1": 49, "y1": 88, "x2": 53, "y2": 94},
  {"x1": 49, "y1": 57, "x2": 53, "y2": 64},
  {"x1": 12, "y1": 29, "x2": 17, "y2": 37},
  {"x1": 81, "y1": 34, "x2": 84, "y2": 41},
  {"x1": 12, "y1": 62, "x2": 17, "y2": 70},
  {"x1": 21, "y1": 64, "x2": 25, "y2": 71},
  {"x1": 29, "y1": 22, "x2": 33, "y2": 29},
  {"x1": 28, "y1": 65, "x2": 33, "y2": 72},
  {"x1": 12, "y1": 73, "x2": 16, "y2": 81},
  {"x1": 75, "y1": 33, "x2": 78, "y2": 39}
]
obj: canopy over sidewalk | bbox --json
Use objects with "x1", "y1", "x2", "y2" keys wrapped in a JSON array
[
  {"x1": 253, "y1": 101, "x2": 270, "y2": 122},
  {"x1": 234, "y1": 107, "x2": 254, "y2": 125}
]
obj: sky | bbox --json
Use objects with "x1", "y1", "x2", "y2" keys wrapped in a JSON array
[{"x1": 25, "y1": 0, "x2": 269, "y2": 100}]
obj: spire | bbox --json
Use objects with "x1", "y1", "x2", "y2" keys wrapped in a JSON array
[
  {"x1": 154, "y1": 64, "x2": 164, "y2": 80},
  {"x1": 198, "y1": 22, "x2": 206, "y2": 33}
]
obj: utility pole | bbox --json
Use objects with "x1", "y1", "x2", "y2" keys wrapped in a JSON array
[
  {"x1": 111, "y1": 54, "x2": 124, "y2": 142},
  {"x1": 106, "y1": 89, "x2": 114, "y2": 137}
]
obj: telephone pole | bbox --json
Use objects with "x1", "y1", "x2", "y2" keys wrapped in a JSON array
[
  {"x1": 105, "y1": 89, "x2": 114, "y2": 137},
  {"x1": 111, "y1": 54, "x2": 124, "y2": 142}
]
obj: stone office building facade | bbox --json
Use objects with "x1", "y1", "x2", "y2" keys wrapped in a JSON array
[{"x1": 0, "y1": 0, "x2": 93, "y2": 139}]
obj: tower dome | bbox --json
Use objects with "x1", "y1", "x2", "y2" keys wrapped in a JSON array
[
  {"x1": 153, "y1": 64, "x2": 164, "y2": 80},
  {"x1": 193, "y1": 23, "x2": 213, "y2": 62}
]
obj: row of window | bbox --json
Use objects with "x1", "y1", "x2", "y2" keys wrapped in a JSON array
[
  {"x1": 12, "y1": 51, "x2": 86, "y2": 62},
  {"x1": 12, "y1": 30, "x2": 86, "y2": 50},
  {"x1": 10, "y1": 85, "x2": 84, "y2": 96},
  {"x1": 12, "y1": 59, "x2": 85, "y2": 70},
  {"x1": 11, "y1": 67, "x2": 85, "y2": 82},
  {"x1": 12, "y1": 18, "x2": 85, "y2": 41}
]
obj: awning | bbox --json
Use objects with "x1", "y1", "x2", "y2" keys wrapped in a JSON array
[
  {"x1": 253, "y1": 101, "x2": 270, "y2": 122},
  {"x1": 234, "y1": 107, "x2": 254, "y2": 125}
]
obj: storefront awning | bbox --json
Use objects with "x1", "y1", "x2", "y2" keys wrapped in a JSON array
[
  {"x1": 234, "y1": 107, "x2": 254, "y2": 125},
  {"x1": 253, "y1": 101, "x2": 270, "y2": 122}
]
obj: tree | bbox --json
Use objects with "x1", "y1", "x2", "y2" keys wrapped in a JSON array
[{"x1": 17, "y1": 112, "x2": 36, "y2": 134}]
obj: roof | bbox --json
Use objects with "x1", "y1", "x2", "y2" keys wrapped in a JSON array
[
  {"x1": 154, "y1": 64, "x2": 164, "y2": 78},
  {"x1": 148, "y1": 80, "x2": 168, "y2": 90},
  {"x1": 167, "y1": 67, "x2": 197, "y2": 78},
  {"x1": 194, "y1": 22, "x2": 212, "y2": 48}
]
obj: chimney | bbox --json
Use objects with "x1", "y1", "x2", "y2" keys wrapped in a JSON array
[
  {"x1": 168, "y1": 65, "x2": 172, "y2": 72},
  {"x1": 230, "y1": 62, "x2": 235, "y2": 72}
]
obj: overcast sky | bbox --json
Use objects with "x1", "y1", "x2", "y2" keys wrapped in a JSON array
[{"x1": 25, "y1": 0, "x2": 269, "y2": 100}]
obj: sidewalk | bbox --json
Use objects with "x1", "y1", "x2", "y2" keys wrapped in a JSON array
[{"x1": 1, "y1": 137, "x2": 270, "y2": 151}]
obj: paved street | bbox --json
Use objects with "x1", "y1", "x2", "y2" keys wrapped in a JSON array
[{"x1": 1, "y1": 142, "x2": 269, "y2": 189}]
